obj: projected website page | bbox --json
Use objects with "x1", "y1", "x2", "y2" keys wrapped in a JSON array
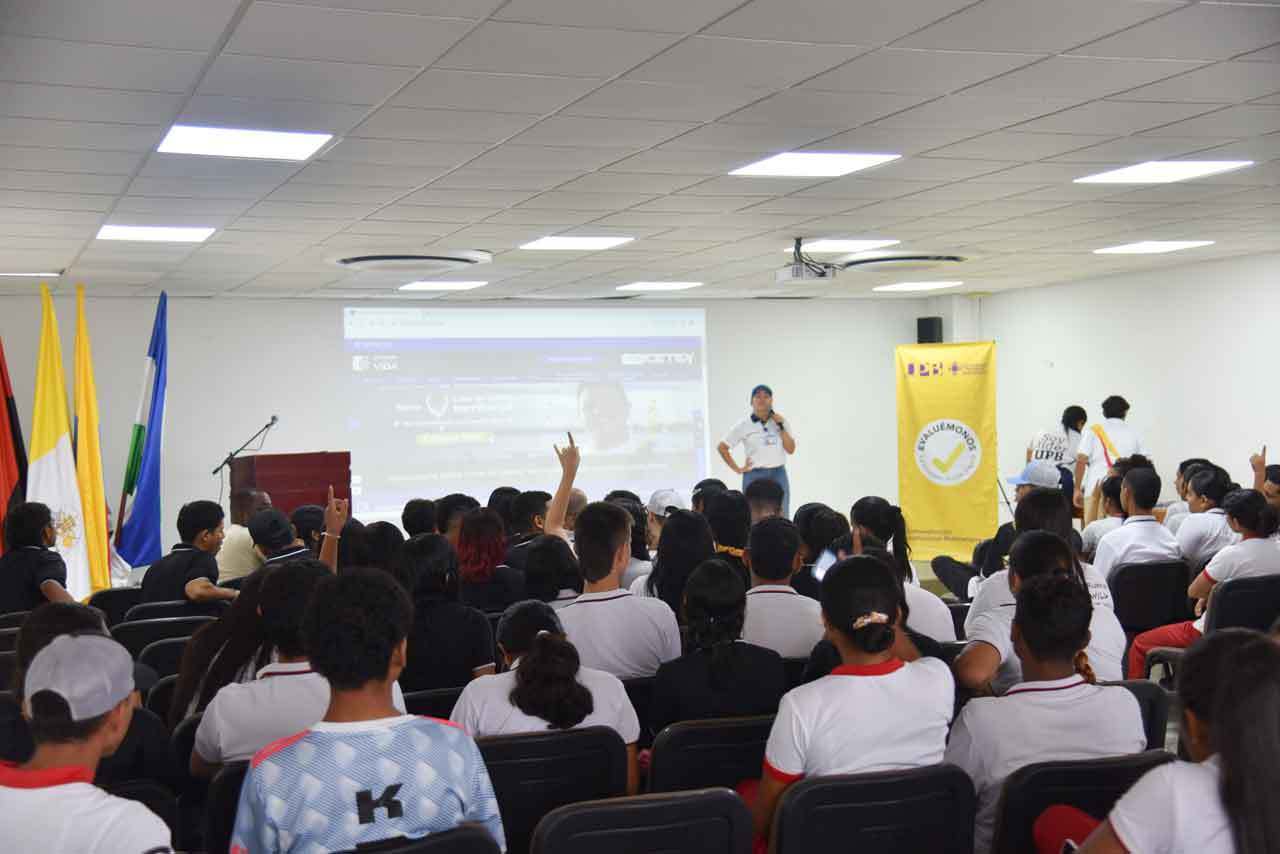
[{"x1": 343, "y1": 307, "x2": 710, "y2": 520}]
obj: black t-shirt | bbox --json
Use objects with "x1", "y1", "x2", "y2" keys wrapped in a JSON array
[
  {"x1": 0, "y1": 546, "x2": 66, "y2": 615},
  {"x1": 503, "y1": 534, "x2": 538, "y2": 573},
  {"x1": 460, "y1": 564, "x2": 525, "y2": 614},
  {"x1": 790, "y1": 564, "x2": 821, "y2": 600},
  {"x1": 399, "y1": 597, "x2": 496, "y2": 692},
  {"x1": 650, "y1": 641, "x2": 787, "y2": 737},
  {"x1": 139, "y1": 544, "x2": 218, "y2": 603}
]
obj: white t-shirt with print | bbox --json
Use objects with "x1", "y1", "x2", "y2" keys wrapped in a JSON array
[
  {"x1": 1027, "y1": 427, "x2": 1081, "y2": 470},
  {"x1": 1076, "y1": 418, "x2": 1146, "y2": 494},
  {"x1": 1108, "y1": 756, "x2": 1232, "y2": 854},
  {"x1": 451, "y1": 665, "x2": 640, "y2": 743}
]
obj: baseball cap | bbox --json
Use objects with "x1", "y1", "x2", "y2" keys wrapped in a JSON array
[
  {"x1": 646, "y1": 489, "x2": 687, "y2": 518},
  {"x1": 24, "y1": 634, "x2": 134, "y2": 722},
  {"x1": 248, "y1": 508, "x2": 295, "y2": 550},
  {"x1": 1008, "y1": 460, "x2": 1063, "y2": 489},
  {"x1": 750, "y1": 384, "x2": 773, "y2": 399}
]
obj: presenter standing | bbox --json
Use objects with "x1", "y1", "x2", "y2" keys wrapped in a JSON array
[{"x1": 718, "y1": 384, "x2": 796, "y2": 517}]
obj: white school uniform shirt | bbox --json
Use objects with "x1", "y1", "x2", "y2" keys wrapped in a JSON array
[
  {"x1": 450, "y1": 664, "x2": 640, "y2": 743},
  {"x1": 0, "y1": 763, "x2": 173, "y2": 854},
  {"x1": 904, "y1": 583, "x2": 957, "y2": 642},
  {"x1": 1175, "y1": 508, "x2": 1239, "y2": 571},
  {"x1": 1194, "y1": 536, "x2": 1280, "y2": 631},
  {"x1": 1075, "y1": 418, "x2": 1146, "y2": 494},
  {"x1": 742, "y1": 584, "x2": 826, "y2": 658},
  {"x1": 558, "y1": 589, "x2": 682, "y2": 679},
  {"x1": 620, "y1": 556, "x2": 651, "y2": 591},
  {"x1": 1080, "y1": 516, "x2": 1123, "y2": 558},
  {"x1": 1108, "y1": 756, "x2": 1232, "y2": 854},
  {"x1": 964, "y1": 567, "x2": 1114, "y2": 639},
  {"x1": 194, "y1": 660, "x2": 406, "y2": 765},
  {"x1": 1163, "y1": 500, "x2": 1189, "y2": 530},
  {"x1": 945, "y1": 677, "x2": 1147, "y2": 854},
  {"x1": 764, "y1": 658, "x2": 953, "y2": 782},
  {"x1": 1093, "y1": 515, "x2": 1182, "y2": 580},
  {"x1": 1027, "y1": 427, "x2": 1081, "y2": 470},
  {"x1": 721, "y1": 416, "x2": 792, "y2": 470}
]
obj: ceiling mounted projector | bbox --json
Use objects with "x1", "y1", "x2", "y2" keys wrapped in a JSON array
[
  {"x1": 776, "y1": 239, "x2": 965, "y2": 284},
  {"x1": 333, "y1": 250, "x2": 492, "y2": 276}
]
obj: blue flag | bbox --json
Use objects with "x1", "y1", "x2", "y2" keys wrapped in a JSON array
[{"x1": 117, "y1": 293, "x2": 167, "y2": 567}]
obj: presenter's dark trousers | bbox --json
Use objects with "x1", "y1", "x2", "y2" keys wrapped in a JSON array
[{"x1": 743, "y1": 465, "x2": 789, "y2": 518}]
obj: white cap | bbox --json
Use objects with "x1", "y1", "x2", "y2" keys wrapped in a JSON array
[
  {"x1": 1008, "y1": 460, "x2": 1063, "y2": 489},
  {"x1": 23, "y1": 634, "x2": 134, "y2": 722},
  {"x1": 646, "y1": 489, "x2": 687, "y2": 518}
]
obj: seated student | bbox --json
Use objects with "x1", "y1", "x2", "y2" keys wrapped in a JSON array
[
  {"x1": 0, "y1": 634, "x2": 173, "y2": 854},
  {"x1": 559, "y1": 501, "x2": 682, "y2": 679},
  {"x1": 604, "y1": 489, "x2": 642, "y2": 505},
  {"x1": 401, "y1": 497, "x2": 437, "y2": 538},
  {"x1": 438, "y1": 492, "x2": 481, "y2": 547},
  {"x1": 217, "y1": 488, "x2": 269, "y2": 582},
  {"x1": 650, "y1": 559, "x2": 786, "y2": 735},
  {"x1": 703, "y1": 489, "x2": 752, "y2": 582},
  {"x1": 613, "y1": 499, "x2": 653, "y2": 590},
  {"x1": 745, "y1": 478, "x2": 785, "y2": 525},
  {"x1": 522, "y1": 534, "x2": 582, "y2": 608},
  {"x1": 391, "y1": 534, "x2": 495, "y2": 692},
  {"x1": 1036, "y1": 629, "x2": 1280, "y2": 854},
  {"x1": 289, "y1": 504, "x2": 324, "y2": 557},
  {"x1": 364, "y1": 520, "x2": 406, "y2": 572},
  {"x1": 751, "y1": 557, "x2": 954, "y2": 842},
  {"x1": 1126, "y1": 488, "x2": 1280, "y2": 678},
  {"x1": 690, "y1": 478, "x2": 727, "y2": 515},
  {"x1": 1176, "y1": 466, "x2": 1240, "y2": 571},
  {"x1": 742, "y1": 517, "x2": 825, "y2": 658},
  {"x1": 192, "y1": 559, "x2": 407, "y2": 775},
  {"x1": 1080, "y1": 476, "x2": 1125, "y2": 560},
  {"x1": 504, "y1": 490, "x2": 552, "y2": 572},
  {"x1": 451, "y1": 600, "x2": 641, "y2": 793},
  {"x1": 0, "y1": 502, "x2": 73, "y2": 614},
  {"x1": 456, "y1": 508, "x2": 525, "y2": 612},
  {"x1": 232, "y1": 568, "x2": 505, "y2": 854},
  {"x1": 1249, "y1": 447, "x2": 1280, "y2": 513},
  {"x1": 1163, "y1": 458, "x2": 1213, "y2": 533},
  {"x1": 645, "y1": 488, "x2": 686, "y2": 552},
  {"x1": 140, "y1": 499, "x2": 237, "y2": 604},
  {"x1": 631, "y1": 509, "x2": 715, "y2": 618},
  {"x1": 791, "y1": 503, "x2": 849, "y2": 600},
  {"x1": 947, "y1": 575, "x2": 1146, "y2": 854},
  {"x1": 247, "y1": 508, "x2": 311, "y2": 569},
  {"x1": 851, "y1": 496, "x2": 916, "y2": 585},
  {"x1": 956, "y1": 531, "x2": 1125, "y2": 696},
  {"x1": 1092, "y1": 468, "x2": 1181, "y2": 579}
]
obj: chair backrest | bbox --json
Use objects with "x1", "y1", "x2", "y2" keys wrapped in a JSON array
[
  {"x1": 648, "y1": 715, "x2": 774, "y2": 793},
  {"x1": 1108, "y1": 561, "x2": 1191, "y2": 633},
  {"x1": 622, "y1": 677, "x2": 654, "y2": 745},
  {"x1": 1206, "y1": 574, "x2": 1280, "y2": 633},
  {"x1": 781, "y1": 658, "x2": 808, "y2": 689},
  {"x1": 125, "y1": 599, "x2": 228, "y2": 623},
  {"x1": 112, "y1": 616, "x2": 214, "y2": 658},
  {"x1": 205, "y1": 761, "x2": 249, "y2": 854},
  {"x1": 0, "y1": 649, "x2": 15, "y2": 690},
  {"x1": 774, "y1": 764, "x2": 976, "y2": 854},
  {"x1": 991, "y1": 750, "x2": 1174, "y2": 854},
  {"x1": 478, "y1": 726, "x2": 628, "y2": 854},
  {"x1": 342, "y1": 826, "x2": 503, "y2": 853},
  {"x1": 0, "y1": 627, "x2": 18, "y2": 653},
  {"x1": 0, "y1": 610, "x2": 30, "y2": 629},
  {"x1": 1101, "y1": 680, "x2": 1171, "y2": 751},
  {"x1": 105, "y1": 779, "x2": 179, "y2": 838},
  {"x1": 531, "y1": 787, "x2": 751, "y2": 854},
  {"x1": 146, "y1": 673, "x2": 179, "y2": 720},
  {"x1": 404, "y1": 686, "x2": 464, "y2": 719},
  {"x1": 169, "y1": 714, "x2": 207, "y2": 802},
  {"x1": 947, "y1": 602, "x2": 969, "y2": 641},
  {"x1": 138, "y1": 636, "x2": 189, "y2": 679},
  {"x1": 87, "y1": 586, "x2": 144, "y2": 627}
]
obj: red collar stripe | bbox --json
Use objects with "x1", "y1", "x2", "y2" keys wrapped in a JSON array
[
  {"x1": 831, "y1": 659, "x2": 904, "y2": 677},
  {"x1": 1005, "y1": 678, "x2": 1087, "y2": 696},
  {"x1": 0, "y1": 761, "x2": 95, "y2": 788}
]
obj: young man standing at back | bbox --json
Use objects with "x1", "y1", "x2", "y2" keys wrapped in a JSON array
[
  {"x1": 140, "y1": 500, "x2": 236, "y2": 605},
  {"x1": 742, "y1": 517, "x2": 824, "y2": 659}
]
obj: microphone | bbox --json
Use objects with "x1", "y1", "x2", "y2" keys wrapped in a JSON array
[
  {"x1": 211, "y1": 415, "x2": 280, "y2": 475},
  {"x1": 269, "y1": 414, "x2": 279, "y2": 427}
]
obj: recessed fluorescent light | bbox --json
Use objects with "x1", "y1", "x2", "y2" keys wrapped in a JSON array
[
  {"x1": 158, "y1": 125, "x2": 333, "y2": 161},
  {"x1": 789, "y1": 239, "x2": 901, "y2": 254},
  {"x1": 0, "y1": 271, "x2": 62, "y2": 277},
  {"x1": 731, "y1": 152, "x2": 900, "y2": 178},
  {"x1": 520, "y1": 236, "x2": 634, "y2": 251},
  {"x1": 1074, "y1": 161, "x2": 1253, "y2": 184},
  {"x1": 873, "y1": 281, "x2": 964, "y2": 293},
  {"x1": 399, "y1": 281, "x2": 487, "y2": 291},
  {"x1": 616, "y1": 281, "x2": 703, "y2": 292},
  {"x1": 96, "y1": 225, "x2": 215, "y2": 242},
  {"x1": 1093, "y1": 240, "x2": 1215, "y2": 255}
]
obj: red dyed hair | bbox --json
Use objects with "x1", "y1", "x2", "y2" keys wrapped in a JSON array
[{"x1": 456, "y1": 508, "x2": 507, "y2": 583}]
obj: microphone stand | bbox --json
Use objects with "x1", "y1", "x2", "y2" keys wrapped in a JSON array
[
  {"x1": 996, "y1": 476, "x2": 1016, "y2": 519},
  {"x1": 212, "y1": 417, "x2": 277, "y2": 476}
]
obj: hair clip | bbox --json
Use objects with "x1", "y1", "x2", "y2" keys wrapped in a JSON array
[
  {"x1": 535, "y1": 629, "x2": 552, "y2": 638},
  {"x1": 851, "y1": 611, "x2": 889, "y2": 630}
]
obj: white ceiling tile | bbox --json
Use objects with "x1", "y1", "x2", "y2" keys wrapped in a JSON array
[
  {"x1": 438, "y1": 22, "x2": 678, "y2": 77},
  {"x1": 291, "y1": 160, "x2": 447, "y2": 187},
  {"x1": 962, "y1": 56, "x2": 1205, "y2": 100},
  {"x1": 0, "y1": 146, "x2": 143, "y2": 174},
  {"x1": 1141, "y1": 104, "x2": 1280, "y2": 137},
  {"x1": 658, "y1": 122, "x2": 839, "y2": 152},
  {"x1": 432, "y1": 169, "x2": 584, "y2": 190},
  {"x1": 802, "y1": 48, "x2": 1041, "y2": 96},
  {"x1": 274, "y1": 0, "x2": 504, "y2": 15},
  {"x1": 392, "y1": 70, "x2": 599, "y2": 113},
  {"x1": 1046, "y1": 135, "x2": 1236, "y2": 163},
  {"x1": 113, "y1": 196, "x2": 255, "y2": 217},
  {"x1": 808, "y1": 126, "x2": 981, "y2": 156},
  {"x1": 464, "y1": 145, "x2": 628, "y2": 171},
  {"x1": 557, "y1": 172, "x2": 705, "y2": 194},
  {"x1": 1183, "y1": 135, "x2": 1280, "y2": 162},
  {"x1": 517, "y1": 191, "x2": 659, "y2": 210},
  {"x1": 721, "y1": 90, "x2": 928, "y2": 127},
  {"x1": 324, "y1": 138, "x2": 488, "y2": 167},
  {"x1": 399, "y1": 188, "x2": 536, "y2": 207},
  {"x1": 790, "y1": 176, "x2": 939, "y2": 199},
  {"x1": 862, "y1": 157, "x2": 1021, "y2": 182},
  {"x1": 139, "y1": 154, "x2": 299, "y2": 182},
  {"x1": 0, "y1": 170, "x2": 129, "y2": 195},
  {"x1": 127, "y1": 177, "x2": 281, "y2": 199},
  {"x1": 707, "y1": 0, "x2": 975, "y2": 45},
  {"x1": 739, "y1": 196, "x2": 863, "y2": 215},
  {"x1": 627, "y1": 36, "x2": 865, "y2": 88},
  {"x1": 1070, "y1": 3, "x2": 1280, "y2": 61},
  {"x1": 372, "y1": 203, "x2": 495, "y2": 221},
  {"x1": 247, "y1": 201, "x2": 384, "y2": 220},
  {"x1": 1120, "y1": 61, "x2": 1280, "y2": 103},
  {"x1": 338, "y1": 219, "x2": 455, "y2": 236},
  {"x1": 493, "y1": 0, "x2": 745, "y2": 32},
  {"x1": 602, "y1": 148, "x2": 757, "y2": 174},
  {"x1": 681, "y1": 176, "x2": 827, "y2": 196},
  {"x1": 353, "y1": 106, "x2": 538, "y2": 142},
  {"x1": 871, "y1": 95, "x2": 1082, "y2": 131},
  {"x1": 898, "y1": 0, "x2": 1183, "y2": 52},
  {"x1": 0, "y1": 83, "x2": 183, "y2": 124},
  {"x1": 178, "y1": 95, "x2": 371, "y2": 135},
  {"x1": 980, "y1": 162, "x2": 1127, "y2": 183},
  {"x1": 0, "y1": 207, "x2": 106, "y2": 226},
  {"x1": 634, "y1": 195, "x2": 760, "y2": 213},
  {"x1": 1237, "y1": 43, "x2": 1280, "y2": 63},
  {"x1": 230, "y1": 216, "x2": 349, "y2": 234},
  {"x1": 483, "y1": 208, "x2": 601, "y2": 225},
  {"x1": 0, "y1": 222, "x2": 96, "y2": 238},
  {"x1": 1012, "y1": 100, "x2": 1219, "y2": 134},
  {"x1": 512, "y1": 116, "x2": 696, "y2": 148},
  {"x1": 565, "y1": 81, "x2": 764, "y2": 122},
  {"x1": 0, "y1": 117, "x2": 163, "y2": 151},
  {"x1": 924, "y1": 131, "x2": 1117, "y2": 161},
  {"x1": 0, "y1": 36, "x2": 205, "y2": 92},
  {"x1": 0, "y1": 0, "x2": 241, "y2": 51},
  {"x1": 199, "y1": 54, "x2": 417, "y2": 103},
  {"x1": 900, "y1": 182, "x2": 1045, "y2": 203}
]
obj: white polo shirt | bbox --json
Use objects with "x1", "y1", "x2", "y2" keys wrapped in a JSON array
[
  {"x1": 1076, "y1": 418, "x2": 1146, "y2": 494},
  {"x1": 1080, "y1": 516, "x2": 1123, "y2": 557},
  {"x1": 1175, "y1": 508, "x2": 1239, "y2": 571},
  {"x1": 1194, "y1": 536, "x2": 1280, "y2": 631},
  {"x1": 0, "y1": 762, "x2": 173, "y2": 853},
  {"x1": 945, "y1": 677, "x2": 1147, "y2": 854},
  {"x1": 558, "y1": 589, "x2": 681, "y2": 679},
  {"x1": 904, "y1": 584, "x2": 957, "y2": 642},
  {"x1": 1109, "y1": 756, "x2": 1231, "y2": 854},
  {"x1": 722, "y1": 416, "x2": 792, "y2": 471},
  {"x1": 450, "y1": 664, "x2": 640, "y2": 743},
  {"x1": 1093, "y1": 516, "x2": 1182, "y2": 580},
  {"x1": 1163, "y1": 500, "x2": 1189, "y2": 530},
  {"x1": 216, "y1": 523, "x2": 264, "y2": 582},
  {"x1": 763, "y1": 658, "x2": 953, "y2": 782},
  {"x1": 194, "y1": 660, "x2": 406, "y2": 765},
  {"x1": 965, "y1": 567, "x2": 1114, "y2": 639},
  {"x1": 742, "y1": 584, "x2": 825, "y2": 659}
]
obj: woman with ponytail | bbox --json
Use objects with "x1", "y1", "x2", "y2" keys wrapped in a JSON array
[
  {"x1": 1126, "y1": 488, "x2": 1280, "y2": 678},
  {"x1": 450, "y1": 599, "x2": 640, "y2": 793},
  {"x1": 851, "y1": 496, "x2": 914, "y2": 585},
  {"x1": 751, "y1": 556, "x2": 953, "y2": 842}
]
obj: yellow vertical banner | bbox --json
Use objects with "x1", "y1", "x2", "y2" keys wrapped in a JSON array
[{"x1": 896, "y1": 341, "x2": 998, "y2": 561}]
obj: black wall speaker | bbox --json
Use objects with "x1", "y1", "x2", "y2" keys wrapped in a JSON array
[{"x1": 917, "y1": 316, "x2": 943, "y2": 343}]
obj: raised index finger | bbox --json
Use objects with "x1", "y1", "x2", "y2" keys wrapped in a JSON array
[{"x1": 567, "y1": 431, "x2": 576, "y2": 448}]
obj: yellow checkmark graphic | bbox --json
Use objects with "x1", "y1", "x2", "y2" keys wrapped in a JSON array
[{"x1": 932, "y1": 442, "x2": 965, "y2": 473}]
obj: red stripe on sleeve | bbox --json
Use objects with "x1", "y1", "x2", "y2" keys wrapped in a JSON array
[
  {"x1": 763, "y1": 758, "x2": 804, "y2": 784},
  {"x1": 250, "y1": 729, "x2": 310, "y2": 769}
]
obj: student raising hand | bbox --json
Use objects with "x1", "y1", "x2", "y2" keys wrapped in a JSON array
[{"x1": 545, "y1": 433, "x2": 580, "y2": 539}]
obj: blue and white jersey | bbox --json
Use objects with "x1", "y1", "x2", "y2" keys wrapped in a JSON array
[{"x1": 231, "y1": 715, "x2": 504, "y2": 854}]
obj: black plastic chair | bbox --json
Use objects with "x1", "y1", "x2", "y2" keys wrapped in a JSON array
[
  {"x1": 170, "y1": 714, "x2": 209, "y2": 849},
  {"x1": 112, "y1": 616, "x2": 214, "y2": 659},
  {"x1": 106, "y1": 779, "x2": 179, "y2": 839},
  {"x1": 1146, "y1": 574, "x2": 1280, "y2": 679},
  {"x1": 648, "y1": 715, "x2": 774, "y2": 793},
  {"x1": 138, "y1": 636, "x2": 189, "y2": 679},
  {"x1": 773, "y1": 764, "x2": 976, "y2": 854},
  {"x1": 0, "y1": 627, "x2": 18, "y2": 653},
  {"x1": 0, "y1": 610, "x2": 29, "y2": 629},
  {"x1": 404, "y1": 686, "x2": 463, "y2": 719},
  {"x1": 1108, "y1": 561, "x2": 1191, "y2": 637},
  {"x1": 1101, "y1": 680, "x2": 1170, "y2": 751},
  {"x1": 781, "y1": 658, "x2": 808, "y2": 689},
  {"x1": 531, "y1": 787, "x2": 751, "y2": 854},
  {"x1": 990, "y1": 750, "x2": 1173, "y2": 854},
  {"x1": 341, "y1": 826, "x2": 503, "y2": 853},
  {"x1": 622, "y1": 677, "x2": 654, "y2": 744},
  {"x1": 219, "y1": 576, "x2": 247, "y2": 591},
  {"x1": 146, "y1": 673, "x2": 179, "y2": 720},
  {"x1": 0, "y1": 650, "x2": 15, "y2": 690},
  {"x1": 947, "y1": 602, "x2": 969, "y2": 641},
  {"x1": 88, "y1": 586, "x2": 144, "y2": 627},
  {"x1": 125, "y1": 599, "x2": 228, "y2": 622},
  {"x1": 205, "y1": 761, "x2": 249, "y2": 854},
  {"x1": 478, "y1": 726, "x2": 628, "y2": 854}
]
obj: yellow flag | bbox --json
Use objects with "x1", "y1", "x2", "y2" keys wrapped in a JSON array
[{"x1": 75, "y1": 286, "x2": 111, "y2": 592}]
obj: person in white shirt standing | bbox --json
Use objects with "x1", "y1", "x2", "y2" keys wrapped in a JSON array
[
  {"x1": 1027, "y1": 404, "x2": 1087, "y2": 497},
  {"x1": 718, "y1": 384, "x2": 796, "y2": 518},
  {"x1": 742, "y1": 517, "x2": 825, "y2": 658},
  {"x1": 1093, "y1": 468, "x2": 1181, "y2": 580},
  {"x1": 1175, "y1": 466, "x2": 1240, "y2": 571},
  {"x1": 1074, "y1": 396, "x2": 1147, "y2": 525},
  {"x1": 0, "y1": 633, "x2": 173, "y2": 854}
]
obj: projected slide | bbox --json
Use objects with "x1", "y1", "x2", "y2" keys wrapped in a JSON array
[{"x1": 343, "y1": 307, "x2": 709, "y2": 519}]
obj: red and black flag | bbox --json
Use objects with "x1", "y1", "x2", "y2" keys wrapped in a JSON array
[{"x1": 0, "y1": 337, "x2": 28, "y2": 553}]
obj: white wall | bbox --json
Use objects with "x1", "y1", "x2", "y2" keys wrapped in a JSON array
[{"x1": 0, "y1": 294, "x2": 924, "y2": 534}]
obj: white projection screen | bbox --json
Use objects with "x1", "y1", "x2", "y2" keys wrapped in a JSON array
[{"x1": 343, "y1": 306, "x2": 710, "y2": 519}]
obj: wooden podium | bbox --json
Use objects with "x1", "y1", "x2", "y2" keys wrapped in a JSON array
[{"x1": 229, "y1": 452, "x2": 351, "y2": 517}]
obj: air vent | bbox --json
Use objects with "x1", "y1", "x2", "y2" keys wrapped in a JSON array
[{"x1": 333, "y1": 250, "x2": 492, "y2": 275}]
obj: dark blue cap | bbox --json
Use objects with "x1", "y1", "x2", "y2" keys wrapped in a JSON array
[{"x1": 751, "y1": 384, "x2": 773, "y2": 399}]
